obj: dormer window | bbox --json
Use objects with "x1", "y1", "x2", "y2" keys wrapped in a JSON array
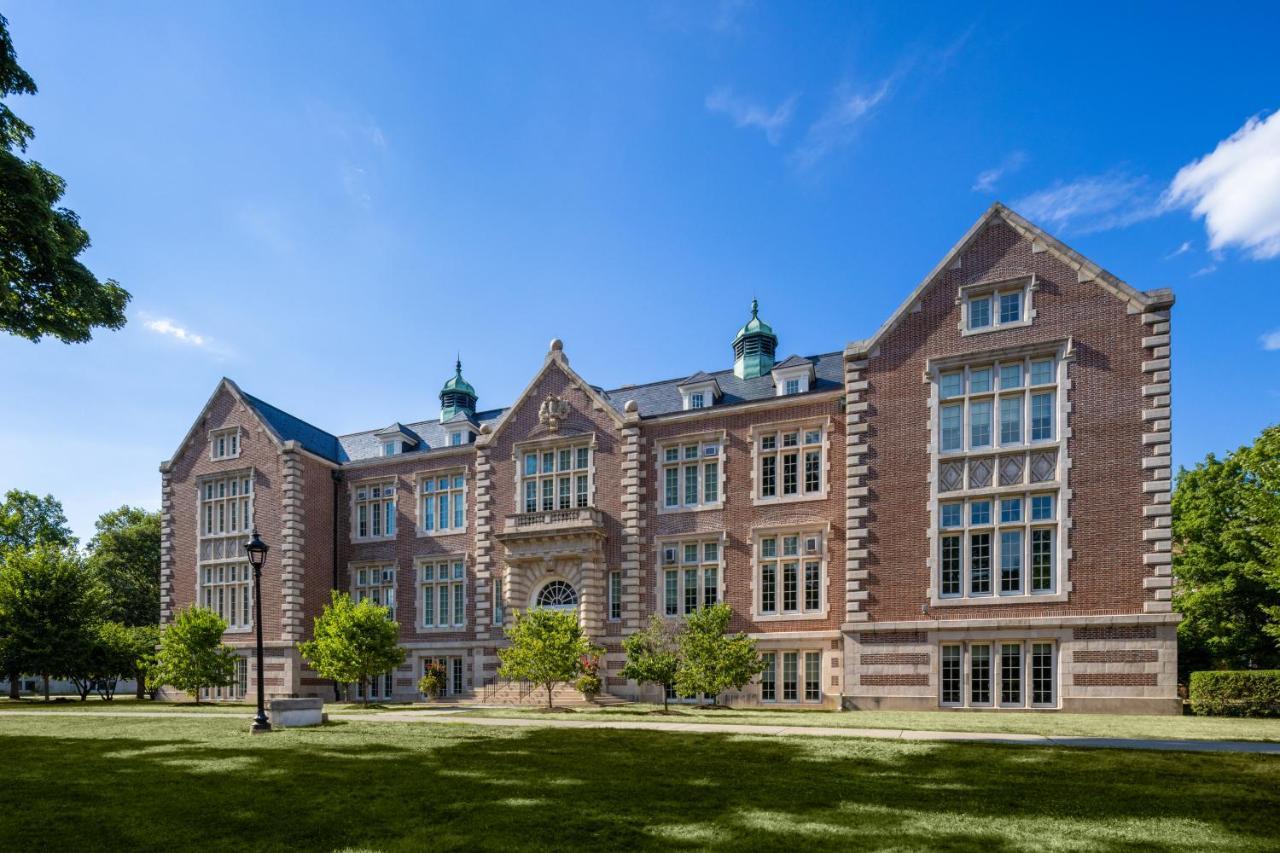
[
  {"x1": 447, "y1": 429, "x2": 474, "y2": 446},
  {"x1": 961, "y1": 276, "x2": 1035, "y2": 335},
  {"x1": 382, "y1": 441, "x2": 399, "y2": 457},
  {"x1": 374, "y1": 423, "x2": 419, "y2": 457},
  {"x1": 770, "y1": 356, "x2": 816, "y2": 397},
  {"x1": 210, "y1": 428, "x2": 240, "y2": 460},
  {"x1": 678, "y1": 374, "x2": 721, "y2": 411},
  {"x1": 785, "y1": 379, "x2": 800, "y2": 395},
  {"x1": 690, "y1": 392, "x2": 705, "y2": 409}
]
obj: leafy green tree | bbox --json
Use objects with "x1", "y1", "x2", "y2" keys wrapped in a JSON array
[
  {"x1": 0, "y1": 490, "x2": 78, "y2": 698},
  {"x1": 151, "y1": 606, "x2": 238, "y2": 703},
  {"x1": 498, "y1": 609, "x2": 600, "y2": 709},
  {"x1": 621, "y1": 615, "x2": 683, "y2": 712},
  {"x1": 67, "y1": 621, "x2": 141, "y2": 701},
  {"x1": 86, "y1": 506, "x2": 161, "y2": 627},
  {"x1": 674, "y1": 604, "x2": 764, "y2": 706},
  {"x1": 120, "y1": 623, "x2": 159, "y2": 699},
  {"x1": 0, "y1": 15, "x2": 128, "y2": 343},
  {"x1": 0, "y1": 544, "x2": 102, "y2": 700},
  {"x1": 1173, "y1": 424, "x2": 1280, "y2": 675},
  {"x1": 297, "y1": 591, "x2": 405, "y2": 705}
]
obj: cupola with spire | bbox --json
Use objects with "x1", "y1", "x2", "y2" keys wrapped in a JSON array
[
  {"x1": 732, "y1": 298, "x2": 778, "y2": 379},
  {"x1": 439, "y1": 358, "x2": 478, "y2": 422}
]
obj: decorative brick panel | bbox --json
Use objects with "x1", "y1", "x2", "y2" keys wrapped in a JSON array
[
  {"x1": 1073, "y1": 649, "x2": 1158, "y2": 664},
  {"x1": 1073, "y1": 672, "x2": 1158, "y2": 687},
  {"x1": 860, "y1": 653, "x2": 930, "y2": 666},
  {"x1": 1072, "y1": 626, "x2": 1156, "y2": 641},
  {"x1": 859, "y1": 631, "x2": 928, "y2": 645},
  {"x1": 860, "y1": 673, "x2": 930, "y2": 686}
]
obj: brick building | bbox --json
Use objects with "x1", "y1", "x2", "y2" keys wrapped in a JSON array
[{"x1": 160, "y1": 204, "x2": 1178, "y2": 713}]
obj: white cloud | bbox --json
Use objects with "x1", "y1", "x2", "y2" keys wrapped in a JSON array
[
  {"x1": 1012, "y1": 171, "x2": 1161, "y2": 234},
  {"x1": 705, "y1": 87, "x2": 797, "y2": 145},
  {"x1": 1164, "y1": 111, "x2": 1280, "y2": 260},
  {"x1": 1192, "y1": 264, "x2": 1217, "y2": 278},
  {"x1": 791, "y1": 78, "x2": 893, "y2": 169},
  {"x1": 1164, "y1": 240, "x2": 1193, "y2": 259},
  {"x1": 1261, "y1": 328, "x2": 1280, "y2": 351},
  {"x1": 142, "y1": 316, "x2": 207, "y2": 347},
  {"x1": 972, "y1": 150, "x2": 1028, "y2": 194}
]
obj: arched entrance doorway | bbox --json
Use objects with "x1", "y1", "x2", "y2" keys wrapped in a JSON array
[{"x1": 533, "y1": 579, "x2": 579, "y2": 612}]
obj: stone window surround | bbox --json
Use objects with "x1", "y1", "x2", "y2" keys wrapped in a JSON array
[
  {"x1": 749, "y1": 417, "x2": 831, "y2": 507},
  {"x1": 194, "y1": 469, "x2": 255, "y2": 636},
  {"x1": 925, "y1": 338, "x2": 1075, "y2": 607},
  {"x1": 749, "y1": 521, "x2": 832, "y2": 622},
  {"x1": 937, "y1": 637, "x2": 1059, "y2": 710},
  {"x1": 349, "y1": 475, "x2": 399, "y2": 542},
  {"x1": 957, "y1": 274, "x2": 1038, "y2": 337},
  {"x1": 653, "y1": 428, "x2": 727, "y2": 515},
  {"x1": 414, "y1": 555, "x2": 468, "y2": 631},
  {"x1": 770, "y1": 363, "x2": 813, "y2": 397},
  {"x1": 759, "y1": 648, "x2": 825, "y2": 704},
  {"x1": 654, "y1": 531, "x2": 728, "y2": 618},
  {"x1": 510, "y1": 433, "x2": 598, "y2": 514},
  {"x1": 680, "y1": 381, "x2": 720, "y2": 411},
  {"x1": 414, "y1": 466, "x2": 470, "y2": 538},
  {"x1": 351, "y1": 560, "x2": 398, "y2": 612},
  {"x1": 209, "y1": 426, "x2": 242, "y2": 461}
]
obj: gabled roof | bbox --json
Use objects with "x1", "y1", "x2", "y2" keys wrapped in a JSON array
[
  {"x1": 677, "y1": 370, "x2": 722, "y2": 396},
  {"x1": 772, "y1": 354, "x2": 815, "y2": 370},
  {"x1": 339, "y1": 408, "x2": 504, "y2": 461},
  {"x1": 847, "y1": 202, "x2": 1176, "y2": 358},
  {"x1": 239, "y1": 390, "x2": 345, "y2": 462}
]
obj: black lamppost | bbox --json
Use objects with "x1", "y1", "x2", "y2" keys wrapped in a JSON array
[{"x1": 245, "y1": 530, "x2": 271, "y2": 733}]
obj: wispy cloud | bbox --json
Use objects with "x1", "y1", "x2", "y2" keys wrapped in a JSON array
[
  {"x1": 1164, "y1": 240, "x2": 1193, "y2": 259},
  {"x1": 1013, "y1": 171, "x2": 1162, "y2": 235},
  {"x1": 973, "y1": 150, "x2": 1028, "y2": 194},
  {"x1": 1164, "y1": 110, "x2": 1280, "y2": 260},
  {"x1": 141, "y1": 315, "x2": 207, "y2": 347},
  {"x1": 1192, "y1": 264, "x2": 1218, "y2": 278},
  {"x1": 1261, "y1": 328, "x2": 1280, "y2": 351},
  {"x1": 705, "y1": 87, "x2": 797, "y2": 145},
  {"x1": 790, "y1": 77, "x2": 894, "y2": 170}
]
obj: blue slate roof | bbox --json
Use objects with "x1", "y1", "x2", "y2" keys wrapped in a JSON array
[{"x1": 238, "y1": 350, "x2": 844, "y2": 464}]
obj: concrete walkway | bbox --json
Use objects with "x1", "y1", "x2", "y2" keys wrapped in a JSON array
[
  {"x1": 334, "y1": 710, "x2": 1280, "y2": 755},
  {"x1": 4, "y1": 708, "x2": 1277, "y2": 754}
]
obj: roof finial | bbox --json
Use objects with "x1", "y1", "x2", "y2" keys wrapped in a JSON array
[
  {"x1": 751, "y1": 297, "x2": 759, "y2": 319},
  {"x1": 455, "y1": 353, "x2": 462, "y2": 376}
]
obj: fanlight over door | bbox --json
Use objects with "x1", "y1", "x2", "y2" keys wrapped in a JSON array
[{"x1": 534, "y1": 580, "x2": 578, "y2": 611}]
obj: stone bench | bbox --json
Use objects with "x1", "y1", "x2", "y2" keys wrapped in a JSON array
[{"x1": 267, "y1": 697, "x2": 326, "y2": 728}]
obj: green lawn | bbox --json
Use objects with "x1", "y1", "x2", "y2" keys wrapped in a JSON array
[
  {"x1": 1, "y1": 714, "x2": 1277, "y2": 851},
  {"x1": 0, "y1": 696, "x2": 406, "y2": 714},
  {"x1": 456, "y1": 703, "x2": 1280, "y2": 742}
]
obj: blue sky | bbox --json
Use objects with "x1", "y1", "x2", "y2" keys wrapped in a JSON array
[{"x1": 2, "y1": 2, "x2": 1278, "y2": 543}]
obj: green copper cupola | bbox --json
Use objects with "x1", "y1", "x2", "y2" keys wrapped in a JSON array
[
  {"x1": 732, "y1": 299, "x2": 778, "y2": 379},
  {"x1": 440, "y1": 358, "x2": 478, "y2": 422}
]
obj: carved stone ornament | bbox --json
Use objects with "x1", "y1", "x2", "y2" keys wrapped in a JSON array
[{"x1": 539, "y1": 395, "x2": 571, "y2": 432}]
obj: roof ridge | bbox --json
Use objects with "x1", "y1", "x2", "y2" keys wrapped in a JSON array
[
  {"x1": 240, "y1": 391, "x2": 342, "y2": 443},
  {"x1": 337, "y1": 406, "x2": 507, "y2": 439},
  {"x1": 605, "y1": 350, "x2": 843, "y2": 396}
]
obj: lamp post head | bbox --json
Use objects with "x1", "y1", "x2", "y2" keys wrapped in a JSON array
[{"x1": 245, "y1": 530, "x2": 269, "y2": 570}]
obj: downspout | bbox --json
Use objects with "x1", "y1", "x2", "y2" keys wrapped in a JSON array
[{"x1": 331, "y1": 468, "x2": 343, "y2": 701}]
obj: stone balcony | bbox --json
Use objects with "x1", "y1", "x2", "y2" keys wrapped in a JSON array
[{"x1": 499, "y1": 507, "x2": 605, "y2": 539}]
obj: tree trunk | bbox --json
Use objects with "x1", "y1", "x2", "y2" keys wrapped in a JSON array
[
  {"x1": 662, "y1": 686, "x2": 669, "y2": 713},
  {"x1": 7, "y1": 664, "x2": 19, "y2": 700},
  {"x1": 361, "y1": 676, "x2": 368, "y2": 706},
  {"x1": 135, "y1": 672, "x2": 145, "y2": 700},
  {"x1": 546, "y1": 682, "x2": 554, "y2": 710},
  {"x1": 42, "y1": 673, "x2": 50, "y2": 702}
]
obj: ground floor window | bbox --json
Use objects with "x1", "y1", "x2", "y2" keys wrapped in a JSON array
[
  {"x1": 356, "y1": 670, "x2": 395, "y2": 701},
  {"x1": 938, "y1": 640, "x2": 1056, "y2": 709},
  {"x1": 202, "y1": 657, "x2": 248, "y2": 701},
  {"x1": 760, "y1": 650, "x2": 822, "y2": 704},
  {"x1": 422, "y1": 656, "x2": 466, "y2": 696}
]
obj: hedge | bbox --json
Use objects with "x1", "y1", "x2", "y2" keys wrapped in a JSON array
[{"x1": 1189, "y1": 670, "x2": 1280, "y2": 717}]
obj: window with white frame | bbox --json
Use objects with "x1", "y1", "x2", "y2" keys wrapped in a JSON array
[
  {"x1": 354, "y1": 481, "x2": 397, "y2": 539},
  {"x1": 204, "y1": 657, "x2": 248, "y2": 701},
  {"x1": 659, "y1": 540, "x2": 721, "y2": 616},
  {"x1": 353, "y1": 564, "x2": 397, "y2": 614},
  {"x1": 608, "y1": 570, "x2": 622, "y2": 621},
  {"x1": 417, "y1": 558, "x2": 465, "y2": 629},
  {"x1": 760, "y1": 650, "x2": 822, "y2": 703},
  {"x1": 963, "y1": 280, "x2": 1032, "y2": 333},
  {"x1": 382, "y1": 441, "x2": 399, "y2": 457},
  {"x1": 756, "y1": 531, "x2": 824, "y2": 617},
  {"x1": 520, "y1": 443, "x2": 591, "y2": 513},
  {"x1": 198, "y1": 473, "x2": 253, "y2": 565},
  {"x1": 420, "y1": 472, "x2": 465, "y2": 533},
  {"x1": 938, "y1": 493, "x2": 1057, "y2": 598},
  {"x1": 938, "y1": 640, "x2": 1056, "y2": 708},
  {"x1": 210, "y1": 428, "x2": 240, "y2": 460},
  {"x1": 756, "y1": 425, "x2": 825, "y2": 502},
  {"x1": 660, "y1": 438, "x2": 722, "y2": 510},
  {"x1": 933, "y1": 351, "x2": 1064, "y2": 603},
  {"x1": 492, "y1": 577, "x2": 504, "y2": 625},
  {"x1": 201, "y1": 563, "x2": 252, "y2": 631},
  {"x1": 421, "y1": 656, "x2": 466, "y2": 696}
]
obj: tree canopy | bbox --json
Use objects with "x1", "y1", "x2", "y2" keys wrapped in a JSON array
[
  {"x1": 297, "y1": 591, "x2": 405, "y2": 704},
  {"x1": 673, "y1": 604, "x2": 764, "y2": 704},
  {"x1": 0, "y1": 489, "x2": 75, "y2": 553},
  {"x1": 86, "y1": 506, "x2": 161, "y2": 627},
  {"x1": 151, "y1": 606, "x2": 238, "y2": 702},
  {"x1": 0, "y1": 14, "x2": 128, "y2": 344},
  {"x1": 1173, "y1": 424, "x2": 1280, "y2": 673},
  {"x1": 498, "y1": 608, "x2": 599, "y2": 709},
  {"x1": 620, "y1": 614, "x2": 682, "y2": 712}
]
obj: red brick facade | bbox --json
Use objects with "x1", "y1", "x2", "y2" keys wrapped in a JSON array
[{"x1": 160, "y1": 204, "x2": 1179, "y2": 713}]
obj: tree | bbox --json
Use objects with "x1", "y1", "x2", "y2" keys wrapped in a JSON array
[
  {"x1": 1173, "y1": 424, "x2": 1280, "y2": 675},
  {"x1": 297, "y1": 591, "x2": 405, "y2": 705},
  {"x1": 67, "y1": 621, "x2": 140, "y2": 701},
  {"x1": 150, "y1": 606, "x2": 238, "y2": 703},
  {"x1": 621, "y1": 615, "x2": 683, "y2": 712},
  {"x1": 674, "y1": 604, "x2": 764, "y2": 706},
  {"x1": 0, "y1": 15, "x2": 128, "y2": 344},
  {"x1": 497, "y1": 609, "x2": 599, "y2": 709},
  {"x1": 0, "y1": 544, "x2": 102, "y2": 700},
  {"x1": 86, "y1": 506, "x2": 161, "y2": 628}
]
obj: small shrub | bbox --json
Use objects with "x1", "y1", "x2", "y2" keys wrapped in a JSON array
[
  {"x1": 576, "y1": 654, "x2": 602, "y2": 701},
  {"x1": 1189, "y1": 670, "x2": 1280, "y2": 717},
  {"x1": 417, "y1": 663, "x2": 446, "y2": 700}
]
